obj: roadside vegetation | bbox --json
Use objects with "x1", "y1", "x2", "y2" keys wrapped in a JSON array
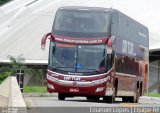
[
  {"x1": 0, "y1": 55, "x2": 28, "y2": 84},
  {"x1": 145, "y1": 93, "x2": 160, "y2": 98},
  {"x1": 0, "y1": 0, "x2": 11, "y2": 6},
  {"x1": 0, "y1": 72, "x2": 11, "y2": 84},
  {"x1": 0, "y1": 55, "x2": 46, "y2": 86},
  {"x1": 23, "y1": 86, "x2": 47, "y2": 93}
]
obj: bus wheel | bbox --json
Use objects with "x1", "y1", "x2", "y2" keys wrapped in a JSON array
[
  {"x1": 94, "y1": 96, "x2": 100, "y2": 101},
  {"x1": 86, "y1": 96, "x2": 92, "y2": 100},
  {"x1": 122, "y1": 97, "x2": 129, "y2": 102},
  {"x1": 103, "y1": 88, "x2": 115, "y2": 103},
  {"x1": 86, "y1": 96, "x2": 100, "y2": 101},
  {"x1": 103, "y1": 96, "x2": 114, "y2": 103},
  {"x1": 129, "y1": 88, "x2": 139, "y2": 103},
  {"x1": 135, "y1": 87, "x2": 140, "y2": 103},
  {"x1": 58, "y1": 93, "x2": 65, "y2": 100}
]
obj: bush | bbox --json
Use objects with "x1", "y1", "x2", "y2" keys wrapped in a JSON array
[
  {"x1": 0, "y1": 0, "x2": 11, "y2": 6},
  {"x1": 0, "y1": 55, "x2": 28, "y2": 83},
  {"x1": 23, "y1": 86, "x2": 47, "y2": 93},
  {"x1": 0, "y1": 72, "x2": 11, "y2": 84}
]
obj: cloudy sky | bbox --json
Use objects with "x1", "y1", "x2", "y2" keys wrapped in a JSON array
[
  {"x1": 1, "y1": 0, "x2": 160, "y2": 35},
  {"x1": 105, "y1": 0, "x2": 160, "y2": 35}
]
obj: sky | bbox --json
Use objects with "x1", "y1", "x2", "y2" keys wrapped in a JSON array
[
  {"x1": 1, "y1": 0, "x2": 160, "y2": 35},
  {"x1": 106, "y1": 0, "x2": 160, "y2": 34}
]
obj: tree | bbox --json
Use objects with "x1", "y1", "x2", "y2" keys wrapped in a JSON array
[
  {"x1": 0, "y1": 55, "x2": 46, "y2": 86},
  {"x1": 0, "y1": 0, "x2": 11, "y2": 6},
  {"x1": 28, "y1": 69, "x2": 46, "y2": 86},
  {"x1": 0, "y1": 55, "x2": 29, "y2": 76},
  {"x1": 0, "y1": 55, "x2": 29, "y2": 84}
]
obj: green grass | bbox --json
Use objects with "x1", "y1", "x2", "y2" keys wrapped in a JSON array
[
  {"x1": 145, "y1": 93, "x2": 160, "y2": 97},
  {"x1": 0, "y1": 0, "x2": 11, "y2": 6},
  {"x1": 0, "y1": 72, "x2": 11, "y2": 84},
  {"x1": 23, "y1": 86, "x2": 47, "y2": 93}
]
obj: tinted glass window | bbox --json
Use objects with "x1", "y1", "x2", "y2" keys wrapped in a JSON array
[
  {"x1": 52, "y1": 9, "x2": 111, "y2": 38},
  {"x1": 49, "y1": 42, "x2": 107, "y2": 75}
]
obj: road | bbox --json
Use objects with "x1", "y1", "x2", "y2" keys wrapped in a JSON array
[{"x1": 26, "y1": 94, "x2": 160, "y2": 113}]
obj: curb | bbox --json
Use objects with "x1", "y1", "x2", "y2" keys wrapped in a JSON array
[
  {"x1": 23, "y1": 93, "x2": 57, "y2": 97},
  {"x1": 140, "y1": 96, "x2": 160, "y2": 101},
  {"x1": 22, "y1": 93, "x2": 160, "y2": 100}
]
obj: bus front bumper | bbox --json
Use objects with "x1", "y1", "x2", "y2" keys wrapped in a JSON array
[{"x1": 47, "y1": 80, "x2": 107, "y2": 96}]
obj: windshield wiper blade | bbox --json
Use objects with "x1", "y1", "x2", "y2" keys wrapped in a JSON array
[
  {"x1": 53, "y1": 66, "x2": 74, "y2": 69},
  {"x1": 53, "y1": 66, "x2": 100, "y2": 73},
  {"x1": 78, "y1": 68, "x2": 100, "y2": 73}
]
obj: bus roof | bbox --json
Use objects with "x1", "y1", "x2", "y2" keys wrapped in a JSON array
[{"x1": 59, "y1": 6, "x2": 113, "y2": 12}]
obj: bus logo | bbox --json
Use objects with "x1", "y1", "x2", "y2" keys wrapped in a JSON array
[{"x1": 72, "y1": 81, "x2": 77, "y2": 86}]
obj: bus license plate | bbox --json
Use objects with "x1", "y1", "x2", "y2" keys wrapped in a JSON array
[{"x1": 70, "y1": 88, "x2": 79, "y2": 92}]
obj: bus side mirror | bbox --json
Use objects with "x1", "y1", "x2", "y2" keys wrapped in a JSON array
[
  {"x1": 41, "y1": 32, "x2": 54, "y2": 50},
  {"x1": 107, "y1": 38, "x2": 112, "y2": 54}
]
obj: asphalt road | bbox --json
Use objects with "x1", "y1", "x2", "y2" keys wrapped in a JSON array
[{"x1": 26, "y1": 95, "x2": 160, "y2": 113}]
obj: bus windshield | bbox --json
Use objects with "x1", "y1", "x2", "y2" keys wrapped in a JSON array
[
  {"x1": 52, "y1": 9, "x2": 111, "y2": 38},
  {"x1": 49, "y1": 42, "x2": 106, "y2": 75}
]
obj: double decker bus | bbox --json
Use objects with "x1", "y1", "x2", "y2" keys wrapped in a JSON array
[{"x1": 41, "y1": 6, "x2": 149, "y2": 103}]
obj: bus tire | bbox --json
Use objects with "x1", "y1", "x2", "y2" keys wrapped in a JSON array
[
  {"x1": 103, "y1": 88, "x2": 115, "y2": 103},
  {"x1": 94, "y1": 96, "x2": 100, "y2": 101},
  {"x1": 86, "y1": 96, "x2": 100, "y2": 101},
  {"x1": 86, "y1": 96, "x2": 93, "y2": 100},
  {"x1": 58, "y1": 93, "x2": 65, "y2": 100},
  {"x1": 129, "y1": 88, "x2": 139, "y2": 103},
  {"x1": 136, "y1": 87, "x2": 140, "y2": 103},
  {"x1": 103, "y1": 96, "x2": 114, "y2": 103},
  {"x1": 122, "y1": 97, "x2": 129, "y2": 102}
]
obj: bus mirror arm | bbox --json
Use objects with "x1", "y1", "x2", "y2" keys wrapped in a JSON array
[
  {"x1": 106, "y1": 38, "x2": 113, "y2": 54},
  {"x1": 41, "y1": 32, "x2": 55, "y2": 50},
  {"x1": 107, "y1": 37, "x2": 113, "y2": 48}
]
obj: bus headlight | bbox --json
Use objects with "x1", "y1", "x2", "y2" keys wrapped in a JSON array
[
  {"x1": 92, "y1": 76, "x2": 110, "y2": 84},
  {"x1": 47, "y1": 74, "x2": 59, "y2": 82},
  {"x1": 47, "y1": 83, "x2": 54, "y2": 89}
]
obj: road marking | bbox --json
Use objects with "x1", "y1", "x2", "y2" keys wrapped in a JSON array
[
  {"x1": 120, "y1": 103, "x2": 158, "y2": 113},
  {"x1": 120, "y1": 103, "x2": 137, "y2": 108}
]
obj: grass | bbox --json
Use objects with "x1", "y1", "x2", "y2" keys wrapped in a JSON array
[
  {"x1": 145, "y1": 93, "x2": 160, "y2": 97},
  {"x1": 23, "y1": 86, "x2": 47, "y2": 93},
  {"x1": 22, "y1": 86, "x2": 160, "y2": 98}
]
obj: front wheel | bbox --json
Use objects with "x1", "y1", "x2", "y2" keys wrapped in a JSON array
[
  {"x1": 103, "y1": 96, "x2": 114, "y2": 103},
  {"x1": 103, "y1": 88, "x2": 115, "y2": 103},
  {"x1": 86, "y1": 96, "x2": 100, "y2": 101},
  {"x1": 122, "y1": 97, "x2": 129, "y2": 102},
  {"x1": 58, "y1": 93, "x2": 66, "y2": 100}
]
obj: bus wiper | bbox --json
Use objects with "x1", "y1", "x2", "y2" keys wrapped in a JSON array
[
  {"x1": 78, "y1": 68, "x2": 100, "y2": 73},
  {"x1": 53, "y1": 66, "x2": 74, "y2": 69},
  {"x1": 54, "y1": 67, "x2": 99, "y2": 73}
]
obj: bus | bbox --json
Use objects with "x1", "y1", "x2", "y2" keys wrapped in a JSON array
[{"x1": 41, "y1": 6, "x2": 149, "y2": 103}]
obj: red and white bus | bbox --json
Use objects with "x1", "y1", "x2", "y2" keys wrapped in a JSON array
[{"x1": 41, "y1": 6, "x2": 149, "y2": 103}]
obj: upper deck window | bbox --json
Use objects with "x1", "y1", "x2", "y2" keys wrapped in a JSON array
[{"x1": 52, "y1": 9, "x2": 111, "y2": 38}]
